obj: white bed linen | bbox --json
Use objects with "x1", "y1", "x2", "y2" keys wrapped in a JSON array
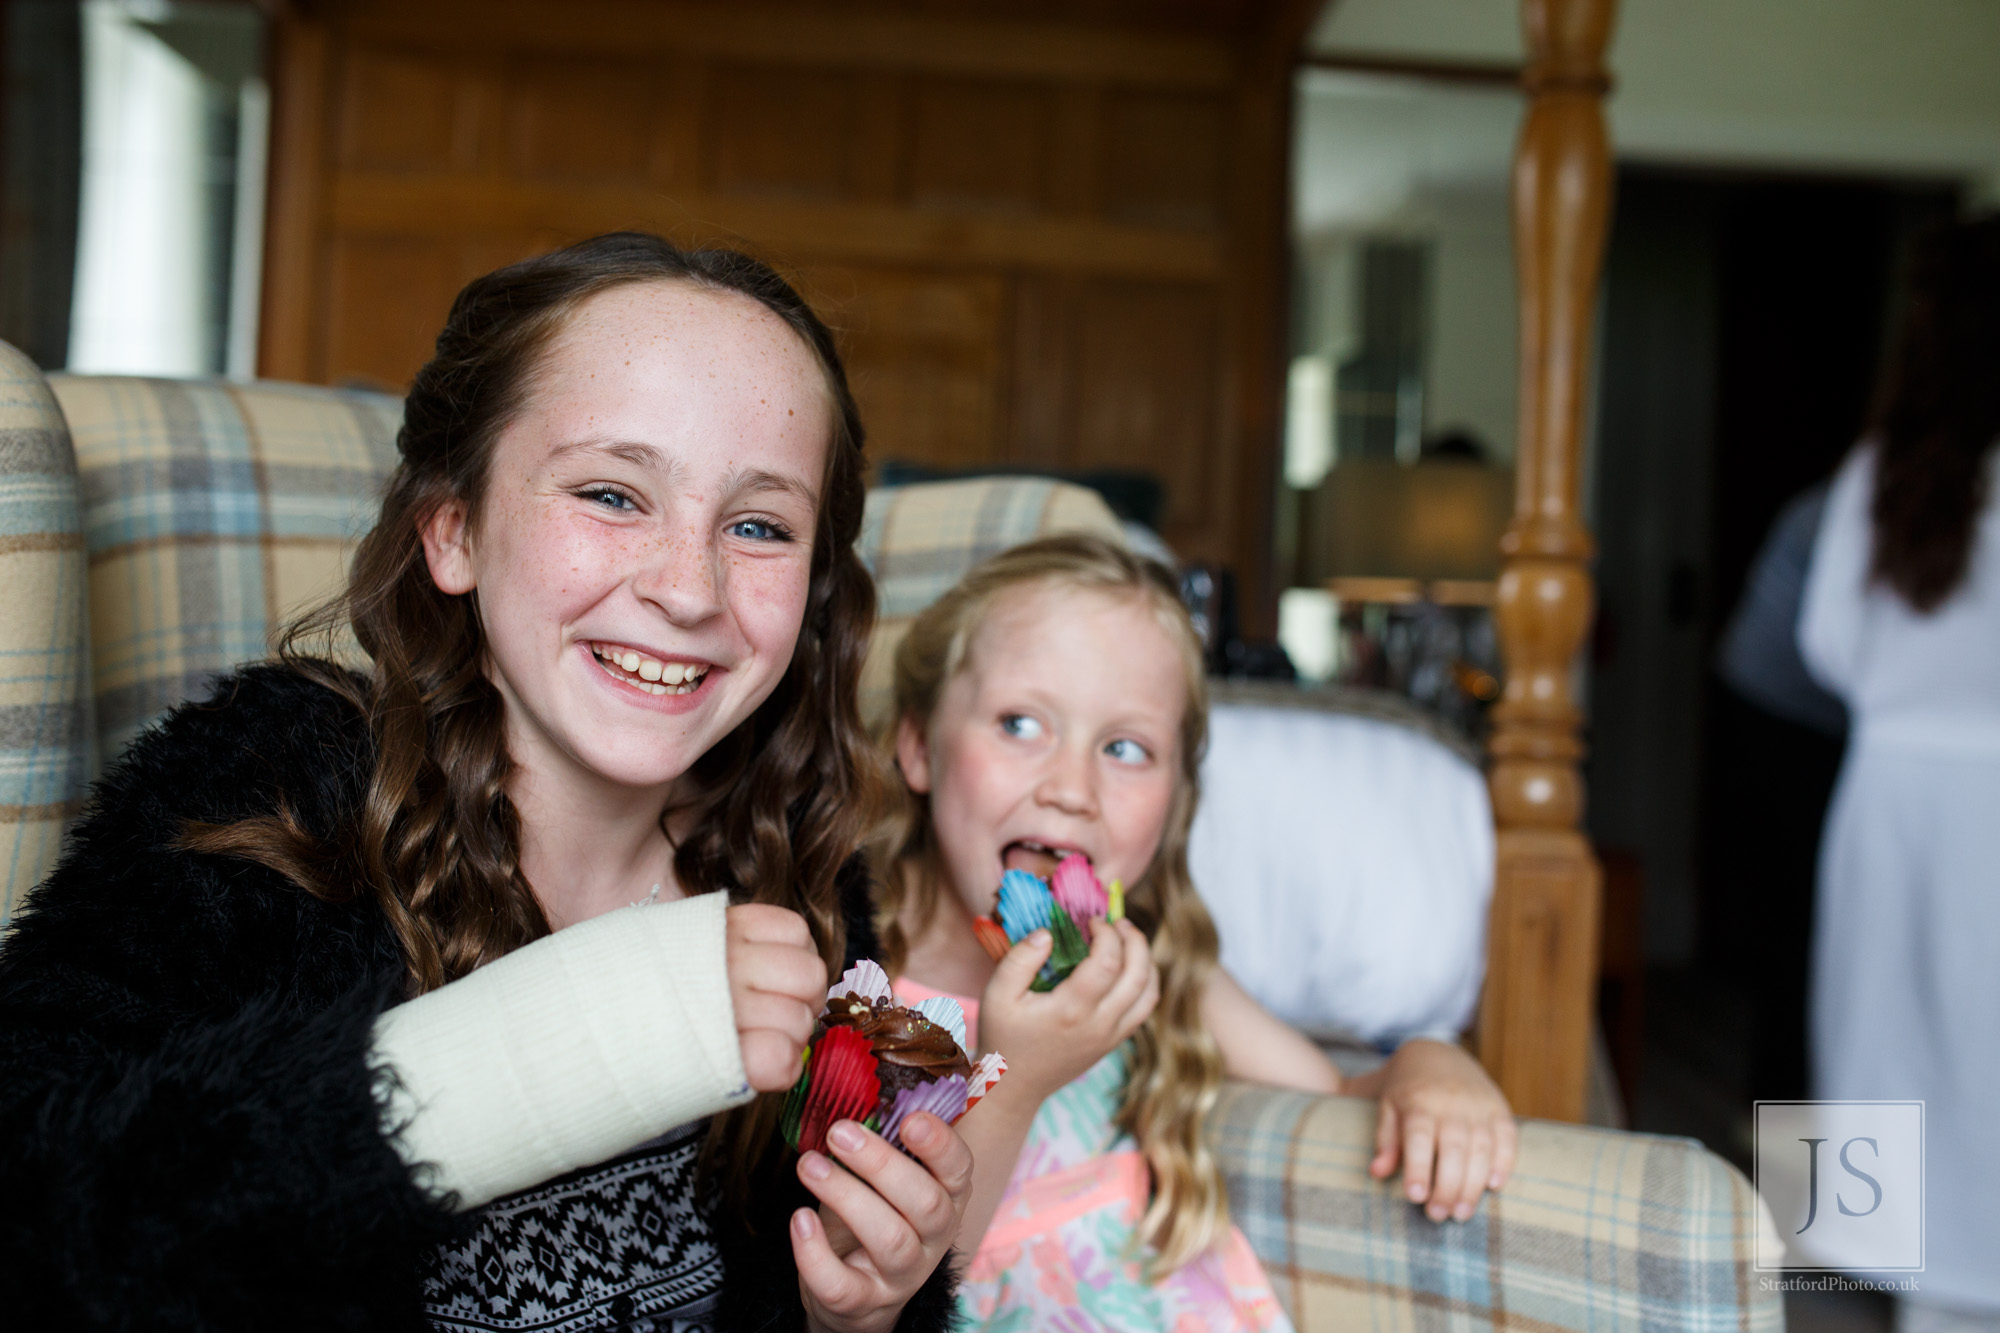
[{"x1": 1188, "y1": 701, "x2": 1493, "y2": 1046}]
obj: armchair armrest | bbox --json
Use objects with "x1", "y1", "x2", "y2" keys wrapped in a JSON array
[{"x1": 1208, "y1": 1083, "x2": 1781, "y2": 1333}]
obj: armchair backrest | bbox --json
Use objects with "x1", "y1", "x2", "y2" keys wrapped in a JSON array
[
  {"x1": 854, "y1": 477, "x2": 1124, "y2": 728},
  {"x1": 47, "y1": 374, "x2": 401, "y2": 764},
  {"x1": 0, "y1": 345, "x2": 92, "y2": 930},
  {"x1": 0, "y1": 350, "x2": 1126, "y2": 923}
]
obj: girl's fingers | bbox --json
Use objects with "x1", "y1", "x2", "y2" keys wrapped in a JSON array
[
  {"x1": 807, "y1": 1119, "x2": 960, "y2": 1271},
  {"x1": 1490, "y1": 1117, "x2": 1519, "y2": 1190},
  {"x1": 1401, "y1": 1115, "x2": 1437, "y2": 1204},
  {"x1": 796, "y1": 1145, "x2": 923, "y2": 1279},
  {"x1": 1113, "y1": 983, "x2": 1155, "y2": 1043},
  {"x1": 790, "y1": 1207, "x2": 874, "y2": 1316},
  {"x1": 729, "y1": 902, "x2": 815, "y2": 946},
  {"x1": 1062, "y1": 924, "x2": 1125, "y2": 1004},
  {"x1": 1111, "y1": 921, "x2": 1152, "y2": 991},
  {"x1": 739, "y1": 1029, "x2": 808, "y2": 1092},
  {"x1": 1457, "y1": 1128, "x2": 1494, "y2": 1220},
  {"x1": 1086, "y1": 914, "x2": 1127, "y2": 969},
  {"x1": 733, "y1": 938, "x2": 832, "y2": 1005},
  {"x1": 896, "y1": 1111, "x2": 976, "y2": 1213},
  {"x1": 1096, "y1": 922, "x2": 1152, "y2": 1018},
  {"x1": 1370, "y1": 1100, "x2": 1402, "y2": 1179},
  {"x1": 1119, "y1": 972, "x2": 1159, "y2": 1038},
  {"x1": 1428, "y1": 1123, "x2": 1469, "y2": 1222},
  {"x1": 790, "y1": 1117, "x2": 975, "y2": 1326},
  {"x1": 732, "y1": 989, "x2": 818, "y2": 1045}
]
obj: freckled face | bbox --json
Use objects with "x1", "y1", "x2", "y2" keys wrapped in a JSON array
[
  {"x1": 898, "y1": 584, "x2": 1186, "y2": 920},
  {"x1": 423, "y1": 281, "x2": 829, "y2": 797}
]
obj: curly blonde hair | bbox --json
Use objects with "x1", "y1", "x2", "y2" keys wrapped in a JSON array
[{"x1": 870, "y1": 533, "x2": 1229, "y2": 1274}]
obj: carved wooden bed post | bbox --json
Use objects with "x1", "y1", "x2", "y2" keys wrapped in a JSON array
[{"x1": 1477, "y1": 0, "x2": 1616, "y2": 1122}]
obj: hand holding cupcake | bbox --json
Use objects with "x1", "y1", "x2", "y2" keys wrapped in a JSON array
[{"x1": 782, "y1": 961, "x2": 1006, "y2": 1155}]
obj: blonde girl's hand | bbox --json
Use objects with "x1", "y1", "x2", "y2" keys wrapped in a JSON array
[
  {"x1": 1368, "y1": 1038, "x2": 1518, "y2": 1222},
  {"x1": 725, "y1": 904, "x2": 829, "y2": 1092},
  {"x1": 790, "y1": 1111, "x2": 975, "y2": 1333},
  {"x1": 978, "y1": 916, "x2": 1160, "y2": 1099}
]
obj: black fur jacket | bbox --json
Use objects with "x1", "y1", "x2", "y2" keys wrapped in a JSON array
[{"x1": 0, "y1": 665, "x2": 958, "y2": 1332}]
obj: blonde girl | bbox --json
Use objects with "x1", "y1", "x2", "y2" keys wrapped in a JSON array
[{"x1": 875, "y1": 534, "x2": 1517, "y2": 1331}]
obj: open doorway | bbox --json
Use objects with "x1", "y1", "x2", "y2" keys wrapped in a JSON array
[{"x1": 1588, "y1": 165, "x2": 1959, "y2": 1153}]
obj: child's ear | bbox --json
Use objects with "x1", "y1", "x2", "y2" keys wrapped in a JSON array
[
  {"x1": 894, "y1": 715, "x2": 933, "y2": 794},
  {"x1": 420, "y1": 499, "x2": 477, "y2": 595}
]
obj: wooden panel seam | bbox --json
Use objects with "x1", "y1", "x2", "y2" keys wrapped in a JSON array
[
  {"x1": 334, "y1": 0, "x2": 1242, "y2": 90},
  {"x1": 327, "y1": 175, "x2": 1224, "y2": 279}
]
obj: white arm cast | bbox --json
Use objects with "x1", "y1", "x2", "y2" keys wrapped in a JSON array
[{"x1": 371, "y1": 891, "x2": 753, "y2": 1211}]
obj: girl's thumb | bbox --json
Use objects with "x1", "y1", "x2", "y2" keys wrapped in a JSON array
[{"x1": 994, "y1": 929, "x2": 1053, "y2": 993}]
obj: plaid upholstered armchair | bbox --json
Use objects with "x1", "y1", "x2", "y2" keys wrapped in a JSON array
[{"x1": 0, "y1": 342, "x2": 1780, "y2": 1332}]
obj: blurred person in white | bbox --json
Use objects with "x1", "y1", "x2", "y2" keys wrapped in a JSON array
[{"x1": 1801, "y1": 215, "x2": 2000, "y2": 1330}]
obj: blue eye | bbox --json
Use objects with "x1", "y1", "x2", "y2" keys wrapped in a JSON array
[
  {"x1": 728, "y1": 518, "x2": 794, "y2": 543},
  {"x1": 1000, "y1": 713, "x2": 1045, "y2": 741},
  {"x1": 1105, "y1": 738, "x2": 1150, "y2": 765},
  {"x1": 579, "y1": 486, "x2": 636, "y2": 512}
]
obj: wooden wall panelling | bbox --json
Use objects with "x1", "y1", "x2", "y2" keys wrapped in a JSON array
[
  {"x1": 1072, "y1": 280, "x2": 1222, "y2": 555},
  {"x1": 707, "y1": 64, "x2": 857, "y2": 199},
  {"x1": 908, "y1": 78, "x2": 1050, "y2": 215},
  {"x1": 1045, "y1": 87, "x2": 1101, "y2": 216},
  {"x1": 332, "y1": 47, "x2": 501, "y2": 178},
  {"x1": 326, "y1": 174, "x2": 1220, "y2": 278},
  {"x1": 1005, "y1": 274, "x2": 1077, "y2": 469},
  {"x1": 333, "y1": 1, "x2": 1242, "y2": 90},
  {"x1": 1099, "y1": 90, "x2": 1227, "y2": 230},
  {"x1": 321, "y1": 233, "x2": 456, "y2": 391},
  {"x1": 335, "y1": 47, "x2": 462, "y2": 172},
  {"x1": 799, "y1": 265, "x2": 1009, "y2": 470},
  {"x1": 262, "y1": 0, "x2": 1292, "y2": 601},
  {"x1": 1478, "y1": 0, "x2": 1616, "y2": 1122},
  {"x1": 259, "y1": 8, "x2": 330, "y2": 383},
  {"x1": 847, "y1": 72, "x2": 904, "y2": 204},
  {"x1": 508, "y1": 59, "x2": 655, "y2": 183},
  {"x1": 653, "y1": 56, "x2": 706, "y2": 190}
]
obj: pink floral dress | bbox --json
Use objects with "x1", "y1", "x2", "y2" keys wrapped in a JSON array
[{"x1": 897, "y1": 979, "x2": 1294, "y2": 1333}]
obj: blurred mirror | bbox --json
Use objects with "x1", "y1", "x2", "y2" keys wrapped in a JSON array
[{"x1": 1277, "y1": 64, "x2": 1520, "y2": 724}]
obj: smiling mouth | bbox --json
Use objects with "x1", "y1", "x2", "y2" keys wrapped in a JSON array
[
  {"x1": 589, "y1": 642, "x2": 710, "y2": 696},
  {"x1": 1001, "y1": 840, "x2": 1086, "y2": 880}
]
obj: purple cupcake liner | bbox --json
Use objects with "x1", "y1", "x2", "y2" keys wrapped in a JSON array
[{"x1": 879, "y1": 1073, "x2": 970, "y2": 1148}]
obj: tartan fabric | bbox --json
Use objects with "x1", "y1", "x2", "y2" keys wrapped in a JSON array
[
  {"x1": 854, "y1": 477, "x2": 1125, "y2": 728},
  {"x1": 1208, "y1": 1084, "x2": 1782, "y2": 1333},
  {"x1": 46, "y1": 375, "x2": 401, "y2": 767},
  {"x1": 0, "y1": 343, "x2": 92, "y2": 930}
]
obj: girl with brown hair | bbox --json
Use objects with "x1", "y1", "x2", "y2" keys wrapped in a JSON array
[
  {"x1": 0, "y1": 233, "x2": 968, "y2": 1332},
  {"x1": 1800, "y1": 215, "x2": 2000, "y2": 1327},
  {"x1": 872, "y1": 533, "x2": 1515, "y2": 1331}
]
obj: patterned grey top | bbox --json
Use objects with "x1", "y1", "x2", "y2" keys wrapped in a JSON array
[{"x1": 424, "y1": 1118, "x2": 719, "y2": 1333}]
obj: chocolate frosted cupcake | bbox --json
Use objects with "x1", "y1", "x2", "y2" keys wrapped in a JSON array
[
  {"x1": 823, "y1": 992, "x2": 973, "y2": 1097},
  {"x1": 781, "y1": 961, "x2": 1005, "y2": 1154}
]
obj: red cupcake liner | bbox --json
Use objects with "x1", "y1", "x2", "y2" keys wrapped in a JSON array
[{"x1": 795, "y1": 1024, "x2": 881, "y2": 1155}]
